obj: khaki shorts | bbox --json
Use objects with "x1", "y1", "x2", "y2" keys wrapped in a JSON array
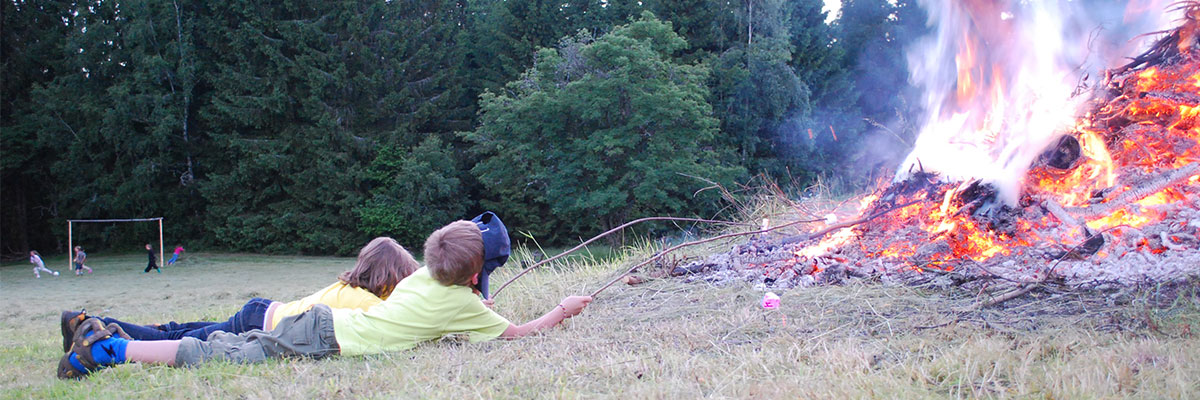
[{"x1": 175, "y1": 304, "x2": 339, "y2": 367}]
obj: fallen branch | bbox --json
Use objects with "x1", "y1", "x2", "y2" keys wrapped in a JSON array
[
  {"x1": 977, "y1": 283, "x2": 1041, "y2": 309},
  {"x1": 490, "y1": 217, "x2": 749, "y2": 298},
  {"x1": 1041, "y1": 198, "x2": 1085, "y2": 230}
]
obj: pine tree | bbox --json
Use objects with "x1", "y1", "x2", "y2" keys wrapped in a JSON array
[
  {"x1": 356, "y1": 136, "x2": 467, "y2": 250},
  {"x1": 16, "y1": 0, "x2": 205, "y2": 249},
  {"x1": 643, "y1": 0, "x2": 734, "y2": 57},
  {"x1": 1, "y1": 0, "x2": 77, "y2": 253},
  {"x1": 836, "y1": 0, "x2": 924, "y2": 121},
  {"x1": 787, "y1": 0, "x2": 852, "y2": 105},
  {"x1": 708, "y1": 0, "x2": 812, "y2": 177}
]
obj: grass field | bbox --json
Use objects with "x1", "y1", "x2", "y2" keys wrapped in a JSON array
[{"x1": 2, "y1": 248, "x2": 1199, "y2": 399}]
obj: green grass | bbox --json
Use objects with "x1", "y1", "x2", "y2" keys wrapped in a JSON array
[{"x1": 2, "y1": 249, "x2": 1199, "y2": 399}]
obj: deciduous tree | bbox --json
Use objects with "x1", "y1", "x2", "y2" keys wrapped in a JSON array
[{"x1": 465, "y1": 13, "x2": 742, "y2": 242}]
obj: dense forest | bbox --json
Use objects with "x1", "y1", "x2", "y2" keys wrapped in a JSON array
[{"x1": 1, "y1": 0, "x2": 928, "y2": 256}]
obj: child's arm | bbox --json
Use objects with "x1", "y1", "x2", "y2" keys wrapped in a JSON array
[{"x1": 501, "y1": 296, "x2": 591, "y2": 338}]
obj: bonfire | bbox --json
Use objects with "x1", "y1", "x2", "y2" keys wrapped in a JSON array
[{"x1": 675, "y1": 1, "x2": 1200, "y2": 303}]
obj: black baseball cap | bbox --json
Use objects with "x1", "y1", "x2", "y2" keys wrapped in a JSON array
[{"x1": 472, "y1": 211, "x2": 510, "y2": 299}]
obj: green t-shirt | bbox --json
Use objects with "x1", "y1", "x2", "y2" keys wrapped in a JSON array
[{"x1": 331, "y1": 267, "x2": 511, "y2": 356}]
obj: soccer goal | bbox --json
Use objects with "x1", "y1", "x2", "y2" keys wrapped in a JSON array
[{"x1": 67, "y1": 217, "x2": 164, "y2": 270}]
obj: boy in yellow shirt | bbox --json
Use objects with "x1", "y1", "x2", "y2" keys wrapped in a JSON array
[{"x1": 58, "y1": 213, "x2": 592, "y2": 378}]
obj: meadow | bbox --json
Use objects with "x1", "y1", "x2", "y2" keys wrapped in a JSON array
[{"x1": 2, "y1": 247, "x2": 1198, "y2": 399}]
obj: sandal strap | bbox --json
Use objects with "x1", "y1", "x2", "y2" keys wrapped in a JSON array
[
  {"x1": 105, "y1": 322, "x2": 132, "y2": 340},
  {"x1": 72, "y1": 318, "x2": 114, "y2": 370}
]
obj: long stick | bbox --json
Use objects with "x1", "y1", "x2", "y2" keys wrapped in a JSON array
[
  {"x1": 490, "y1": 217, "x2": 749, "y2": 298},
  {"x1": 588, "y1": 200, "x2": 922, "y2": 298}
]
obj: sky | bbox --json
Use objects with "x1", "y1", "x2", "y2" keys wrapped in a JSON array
[{"x1": 823, "y1": 0, "x2": 842, "y2": 23}]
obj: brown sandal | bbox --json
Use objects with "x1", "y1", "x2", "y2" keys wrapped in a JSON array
[{"x1": 56, "y1": 318, "x2": 132, "y2": 379}]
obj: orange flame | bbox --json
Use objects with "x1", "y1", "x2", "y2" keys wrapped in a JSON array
[{"x1": 784, "y1": 1, "x2": 1200, "y2": 273}]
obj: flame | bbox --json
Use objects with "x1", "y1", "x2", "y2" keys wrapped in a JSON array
[
  {"x1": 896, "y1": 0, "x2": 1095, "y2": 206},
  {"x1": 797, "y1": 194, "x2": 879, "y2": 258},
  {"x1": 1136, "y1": 67, "x2": 1159, "y2": 92},
  {"x1": 775, "y1": 1, "x2": 1200, "y2": 275},
  {"x1": 1175, "y1": 105, "x2": 1199, "y2": 131},
  {"x1": 1086, "y1": 208, "x2": 1151, "y2": 231},
  {"x1": 955, "y1": 29, "x2": 981, "y2": 105},
  {"x1": 1026, "y1": 129, "x2": 1117, "y2": 207},
  {"x1": 797, "y1": 227, "x2": 855, "y2": 258}
]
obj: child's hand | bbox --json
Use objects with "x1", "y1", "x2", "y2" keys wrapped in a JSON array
[
  {"x1": 559, "y1": 296, "x2": 592, "y2": 318},
  {"x1": 481, "y1": 298, "x2": 495, "y2": 308}
]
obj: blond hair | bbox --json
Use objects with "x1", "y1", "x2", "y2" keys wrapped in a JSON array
[
  {"x1": 424, "y1": 220, "x2": 483, "y2": 286},
  {"x1": 338, "y1": 237, "x2": 419, "y2": 299}
]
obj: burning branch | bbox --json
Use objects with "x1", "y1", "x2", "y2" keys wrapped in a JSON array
[
  {"x1": 1065, "y1": 162, "x2": 1199, "y2": 218},
  {"x1": 1041, "y1": 198, "x2": 1085, "y2": 229}
]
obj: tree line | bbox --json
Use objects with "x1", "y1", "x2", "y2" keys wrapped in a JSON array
[{"x1": 1, "y1": 0, "x2": 926, "y2": 256}]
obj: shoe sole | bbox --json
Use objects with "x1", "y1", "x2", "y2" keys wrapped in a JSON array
[
  {"x1": 57, "y1": 352, "x2": 83, "y2": 379},
  {"x1": 60, "y1": 311, "x2": 84, "y2": 353}
]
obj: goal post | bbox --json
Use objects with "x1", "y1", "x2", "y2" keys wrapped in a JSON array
[{"x1": 67, "y1": 217, "x2": 164, "y2": 270}]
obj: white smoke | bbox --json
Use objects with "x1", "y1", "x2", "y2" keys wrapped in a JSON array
[{"x1": 896, "y1": 0, "x2": 1184, "y2": 205}]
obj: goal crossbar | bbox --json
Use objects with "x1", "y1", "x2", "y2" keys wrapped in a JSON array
[{"x1": 67, "y1": 217, "x2": 164, "y2": 270}]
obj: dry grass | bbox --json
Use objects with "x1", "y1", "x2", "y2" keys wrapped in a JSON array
[{"x1": 2, "y1": 247, "x2": 1199, "y2": 399}]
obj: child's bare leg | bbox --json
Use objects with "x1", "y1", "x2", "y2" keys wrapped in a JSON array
[{"x1": 125, "y1": 340, "x2": 179, "y2": 366}]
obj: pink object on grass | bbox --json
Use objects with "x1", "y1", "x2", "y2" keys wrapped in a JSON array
[{"x1": 762, "y1": 292, "x2": 780, "y2": 309}]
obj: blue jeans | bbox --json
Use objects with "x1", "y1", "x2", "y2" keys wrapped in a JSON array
[
  {"x1": 168, "y1": 253, "x2": 179, "y2": 265},
  {"x1": 101, "y1": 298, "x2": 274, "y2": 341}
]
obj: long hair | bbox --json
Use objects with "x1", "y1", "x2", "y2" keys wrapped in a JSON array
[{"x1": 338, "y1": 237, "x2": 418, "y2": 299}]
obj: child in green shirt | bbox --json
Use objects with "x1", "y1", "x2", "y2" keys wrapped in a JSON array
[{"x1": 57, "y1": 214, "x2": 592, "y2": 379}]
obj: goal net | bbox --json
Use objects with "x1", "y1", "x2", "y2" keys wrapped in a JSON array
[{"x1": 67, "y1": 218, "x2": 164, "y2": 270}]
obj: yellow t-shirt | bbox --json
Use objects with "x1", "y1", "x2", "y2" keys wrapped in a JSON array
[
  {"x1": 270, "y1": 282, "x2": 382, "y2": 328},
  {"x1": 332, "y1": 267, "x2": 511, "y2": 356}
]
